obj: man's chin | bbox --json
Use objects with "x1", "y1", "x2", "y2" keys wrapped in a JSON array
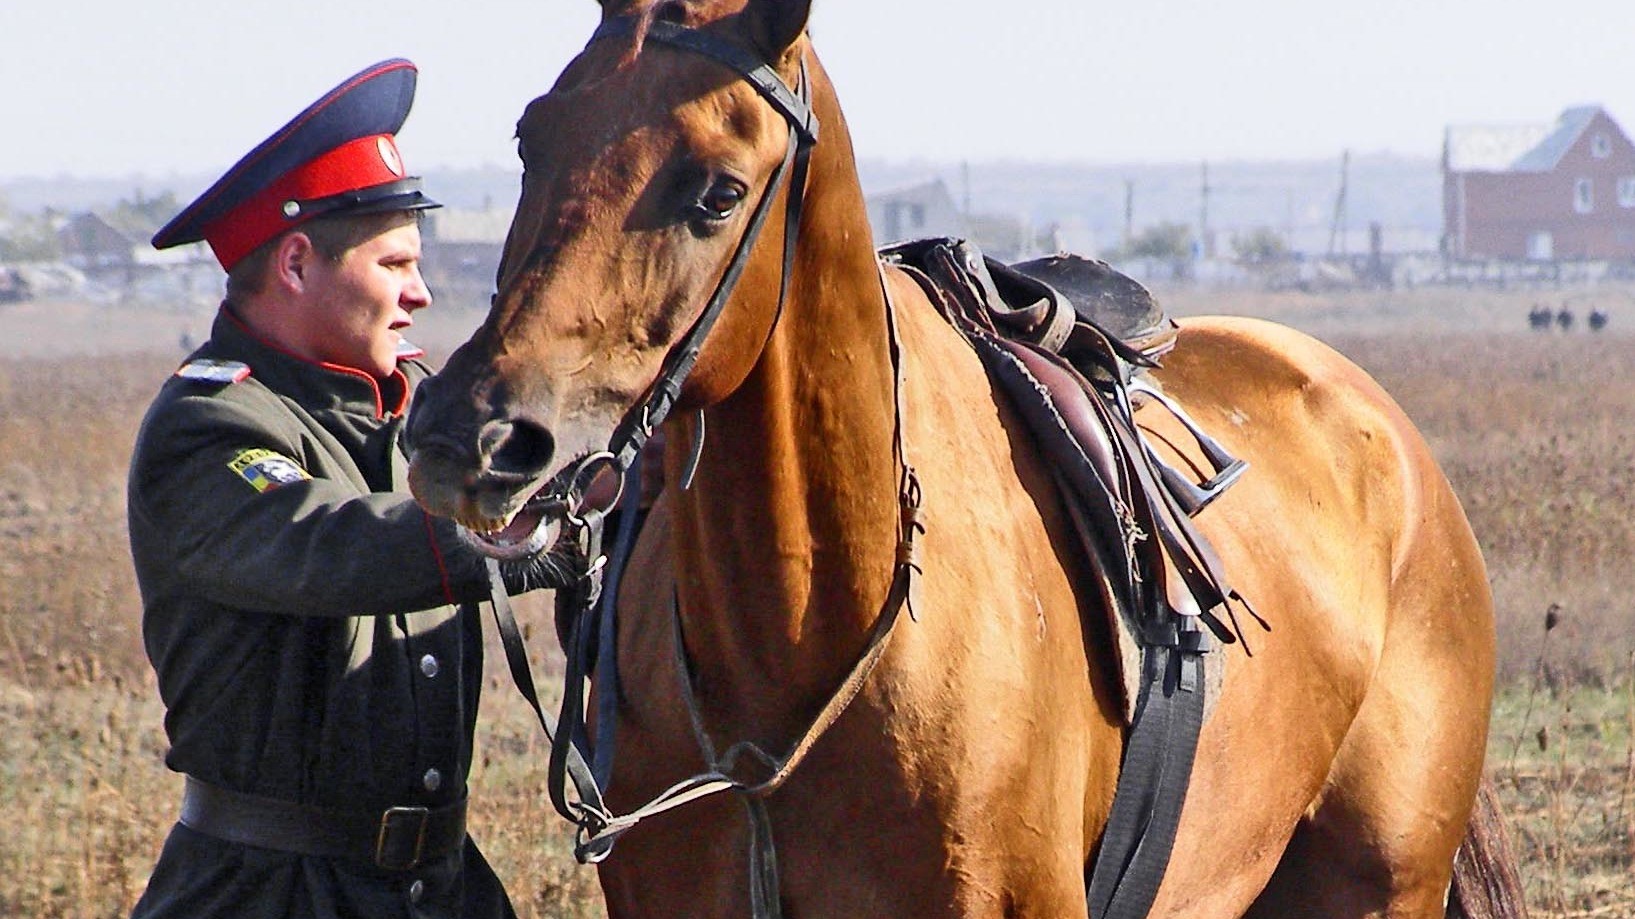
[
  {"x1": 309, "y1": 342, "x2": 397, "y2": 380},
  {"x1": 363, "y1": 345, "x2": 400, "y2": 379}
]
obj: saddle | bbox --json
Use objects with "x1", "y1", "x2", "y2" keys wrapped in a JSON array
[
  {"x1": 880, "y1": 237, "x2": 1260, "y2": 919},
  {"x1": 884, "y1": 238, "x2": 1176, "y2": 370},
  {"x1": 880, "y1": 237, "x2": 1248, "y2": 628}
]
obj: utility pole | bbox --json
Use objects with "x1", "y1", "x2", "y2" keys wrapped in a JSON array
[
  {"x1": 1199, "y1": 160, "x2": 1212, "y2": 259},
  {"x1": 1284, "y1": 188, "x2": 1296, "y2": 252},
  {"x1": 1123, "y1": 178, "x2": 1135, "y2": 247},
  {"x1": 1327, "y1": 149, "x2": 1350, "y2": 258},
  {"x1": 961, "y1": 160, "x2": 972, "y2": 237}
]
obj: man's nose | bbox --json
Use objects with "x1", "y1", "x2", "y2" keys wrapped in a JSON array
[{"x1": 404, "y1": 266, "x2": 433, "y2": 310}]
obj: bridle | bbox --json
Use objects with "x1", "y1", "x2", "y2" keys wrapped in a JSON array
[
  {"x1": 596, "y1": 16, "x2": 819, "y2": 473},
  {"x1": 485, "y1": 17, "x2": 924, "y2": 919},
  {"x1": 523, "y1": 15, "x2": 820, "y2": 526}
]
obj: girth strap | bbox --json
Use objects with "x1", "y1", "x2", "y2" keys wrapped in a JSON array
[{"x1": 1088, "y1": 648, "x2": 1208, "y2": 919}]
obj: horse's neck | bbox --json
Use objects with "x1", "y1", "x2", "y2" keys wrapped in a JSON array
[{"x1": 668, "y1": 69, "x2": 903, "y2": 740}]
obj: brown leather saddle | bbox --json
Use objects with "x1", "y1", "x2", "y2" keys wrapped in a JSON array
[{"x1": 881, "y1": 238, "x2": 1244, "y2": 518}]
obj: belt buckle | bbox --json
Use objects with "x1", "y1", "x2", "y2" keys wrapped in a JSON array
[{"x1": 376, "y1": 805, "x2": 430, "y2": 870}]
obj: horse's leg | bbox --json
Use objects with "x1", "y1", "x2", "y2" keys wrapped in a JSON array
[{"x1": 1247, "y1": 470, "x2": 1494, "y2": 918}]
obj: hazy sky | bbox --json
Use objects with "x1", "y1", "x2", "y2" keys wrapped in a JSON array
[{"x1": 3, "y1": 0, "x2": 1632, "y2": 182}]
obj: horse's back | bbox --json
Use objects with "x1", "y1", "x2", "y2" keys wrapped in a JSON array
[{"x1": 1146, "y1": 316, "x2": 1494, "y2": 916}]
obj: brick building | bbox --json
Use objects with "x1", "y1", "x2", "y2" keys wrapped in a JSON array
[{"x1": 1443, "y1": 106, "x2": 1635, "y2": 260}]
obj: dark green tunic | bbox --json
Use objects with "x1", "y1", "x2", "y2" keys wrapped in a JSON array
[{"x1": 127, "y1": 309, "x2": 512, "y2": 919}]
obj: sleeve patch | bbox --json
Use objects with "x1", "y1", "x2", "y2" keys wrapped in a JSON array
[{"x1": 228, "y1": 448, "x2": 312, "y2": 493}]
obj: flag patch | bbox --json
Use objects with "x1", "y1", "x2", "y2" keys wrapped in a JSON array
[{"x1": 228, "y1": 449, "x2": 311, "y2": 493}]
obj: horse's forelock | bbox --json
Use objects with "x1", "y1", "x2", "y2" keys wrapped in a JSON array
[{"x1": 623, "y1": 0, "x2": 762, "y2": 60}]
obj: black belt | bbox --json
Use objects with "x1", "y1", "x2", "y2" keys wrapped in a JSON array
[{"x1": 179, "y1": 776, "x2": 467, "y2": 871}]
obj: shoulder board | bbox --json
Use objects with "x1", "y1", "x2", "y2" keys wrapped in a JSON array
[
  {"x1": 175, "y1": 359, "x2": 252, "y2": 384},
  {"x1": 396, "y1": 339, "x2": 427, "y2": 361}
]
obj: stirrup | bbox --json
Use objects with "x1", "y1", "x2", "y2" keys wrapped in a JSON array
[{"x1": 1128, "y1": 377, "x2": 1248, "y2": 516}]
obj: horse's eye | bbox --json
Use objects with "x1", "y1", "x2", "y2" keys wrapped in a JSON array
[{"x1": 692, "y1": 180, "x2": 746, "y2": 222}]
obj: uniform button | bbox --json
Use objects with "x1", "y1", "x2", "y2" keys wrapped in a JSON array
[
  {"x1": 419, "y1": 654, "x2": 440, "y2": 678},
  {"x1": 408, "y1": 879, "x2": 425, "y2": 904},
  {"x1": 423, "y1": 767, "x2": 442, "y2": 792}
]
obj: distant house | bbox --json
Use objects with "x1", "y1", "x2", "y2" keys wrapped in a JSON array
[
  {"x1": 57, "y1": 212, "x2": 137, "y2": 271},
  {"x1": 423, "y1": 207, "x2": 512, "y2": 288},
  {"x1": 1444, "y1": 106, "x2": 1635, "y2": 260},
  {"x1": 865, "y1": 180, "x2": 964, "y2": 245}
]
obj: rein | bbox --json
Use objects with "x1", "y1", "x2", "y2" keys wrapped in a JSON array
[
  {"x1": 485, "y1": 18, "x2": 923, "y2": 919},
  {"x1": 485, "y1": 278, "x2": 922, "y2": 918}
]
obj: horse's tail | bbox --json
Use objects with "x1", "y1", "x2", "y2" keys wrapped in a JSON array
[{"x1": 1446, "y1": 776, "x2": 1529, "y2": 919}]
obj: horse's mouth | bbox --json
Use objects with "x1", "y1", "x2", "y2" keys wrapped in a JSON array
[
  {"x1": 411, "y1": 438, "x2": 618, "y2": 562},
  {"x1": 457, "y1": 488, "x2": 564, "y2": 561},
  {"x1": 451, "y1": 452, "x2": 620, "y2": 561}
]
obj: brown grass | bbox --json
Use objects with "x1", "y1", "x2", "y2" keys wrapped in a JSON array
[
  {"x1": 1335, "y1": 332, "x2": 1635, "y2": 685},
  {"x1": 2, "y1": 287, "x2": 1633, "y2": 916}
]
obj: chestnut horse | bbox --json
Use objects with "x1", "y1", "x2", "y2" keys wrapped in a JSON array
[{"x1": 405, "y1": 1, "x2": 1516, "y2": 916}]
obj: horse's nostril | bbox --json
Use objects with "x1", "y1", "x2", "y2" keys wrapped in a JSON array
[{"x1": 483, "y1": 418, "x2": 555, "y2": 477}]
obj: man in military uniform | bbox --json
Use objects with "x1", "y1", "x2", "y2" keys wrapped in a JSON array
[{"x1": 128, "y1": 59, "x2": 555, "y2": 918}]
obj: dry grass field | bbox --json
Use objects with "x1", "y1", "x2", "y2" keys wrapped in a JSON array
[{"x1": 2, "y1": 283, "x2": 1632, "y2": 916}]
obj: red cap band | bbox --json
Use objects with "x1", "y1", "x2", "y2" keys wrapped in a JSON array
[{"x1": 202, "y1": 134, "x2": 409, "y2": 270}]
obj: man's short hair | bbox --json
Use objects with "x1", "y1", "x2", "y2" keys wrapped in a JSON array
[{"x1": 224, "y1": 210, "x2": 422, "y2": 303}]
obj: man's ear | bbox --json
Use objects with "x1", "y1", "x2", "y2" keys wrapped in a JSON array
[{"x1": 271, "y1": 232, "x2": 317, "y2": 294}]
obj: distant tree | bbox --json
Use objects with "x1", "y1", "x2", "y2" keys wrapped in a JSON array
[
  {"x1": 0, "y1": 210, "x2": 63, "y2": 262},
  {"x1": 1108, "y1": 222, "x2": 1195, "y2": 279},
  {"x1": 106, "y1": 190, "x2": 181, "y2": 238},
  {"x1": 1231, "y1": 226, "x2": 1290, "y2": 265},
  {"x1": 1119, "y1": 222, "x2": 1194, "y2": 262}
]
